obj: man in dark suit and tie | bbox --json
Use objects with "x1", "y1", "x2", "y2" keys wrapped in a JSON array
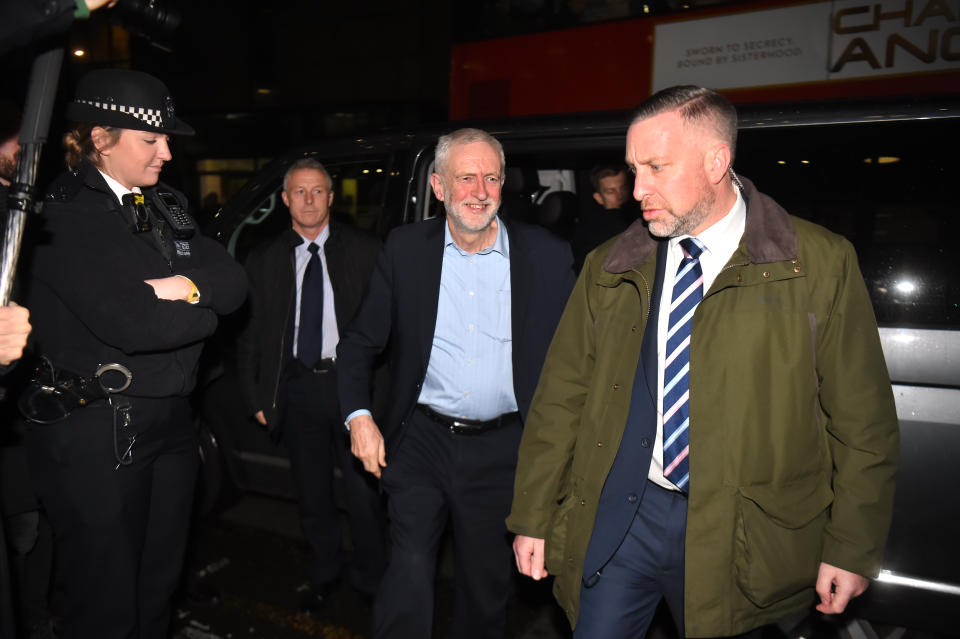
[
  {"x1": 236, "y1": 158, "x2": 387, "y2": 613},
  {"x1": 337, "y1": 128, "x2": 576, "y2": 639},
  {"x1": 508, "y1": 86, "x2": 899, "y2": 638}
]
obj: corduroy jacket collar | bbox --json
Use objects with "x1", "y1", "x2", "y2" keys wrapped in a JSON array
[{"x1": 602, "y1": 176, "x2": 798, "y2": 274}]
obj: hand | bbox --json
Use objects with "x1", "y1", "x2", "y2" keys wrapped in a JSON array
[
  {"x1": 348, "y1": 414, "x2": 387, "y2": 478},
  {"x1": 0, "y1": 303, "x2": 31, "y2": 366},
  {"x1": 513, "y1": 535, "x2": 548, "y2": 580},
  {"x1": 815, "y1": 562, "x2": 868, "y2": 614},
  {"x1": 254, "y1": 410, "x2": 267, "y2": 426},
  {"x1": 85, "y1": 0, "x2": 120, "y2": 10},
  {"x1": 144, "y1": 275, "x2": 194, "y2": 302}
]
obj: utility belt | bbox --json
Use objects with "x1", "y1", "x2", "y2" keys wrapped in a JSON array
[{"x1": 19, "y1": 357, "x2": 138, "y2": 469}]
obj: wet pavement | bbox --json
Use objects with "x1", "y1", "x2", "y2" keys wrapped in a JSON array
[
  {"x1": 171, "y1": 494, "x2": 578, "y2": 639},
  {"x1": 170, "y1": 495, "x2": 950, "y2": 639}
]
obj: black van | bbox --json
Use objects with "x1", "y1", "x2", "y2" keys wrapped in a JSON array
[{"x1": 199, "y1": 96, "x2": 960, "y2": 636}]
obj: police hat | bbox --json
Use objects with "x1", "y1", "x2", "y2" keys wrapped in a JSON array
[{"x1": 66, "y1": 69, "x2": 194, "y2": 136}]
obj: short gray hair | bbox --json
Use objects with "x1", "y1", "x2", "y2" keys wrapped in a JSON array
[
  {"x1": 283, "y1": 157, "x2": 332, "y2": 192},
  {"x1": 631, "y1": 85, "x2": 738, "y2": 162},
  {"x1": 434, "y1": 128, "x2": 505, "y2": 177}
]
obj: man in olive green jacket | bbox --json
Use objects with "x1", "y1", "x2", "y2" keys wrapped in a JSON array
[{"x1": 507, "y1": 86, "x2": 899, "y2": 638}]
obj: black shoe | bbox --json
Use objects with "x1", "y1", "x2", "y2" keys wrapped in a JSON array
[{"x1": 300, "y1": 582, "x2": 337, "y2": 616}]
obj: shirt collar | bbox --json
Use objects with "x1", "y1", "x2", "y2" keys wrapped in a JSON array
[
  {"x1": 98, "y1": 169, "x2": 141, "y2": 203},
  {"x1": 444, "y1": 216, "x2": 510, "y2": 259},
  {"x1": 296, "y1": 223, "x2": 330, "y2": 250},
  {"x1": 669, "y1": 186, "x2": 746, "y2": 257}
]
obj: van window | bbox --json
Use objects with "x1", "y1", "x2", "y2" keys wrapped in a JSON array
[{"x1": 736, "y1": 118, "x2": 959, "y2": 330}]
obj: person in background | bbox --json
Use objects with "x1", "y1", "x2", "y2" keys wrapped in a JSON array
[
  {"x1": 572, "y1": 163, "x2": 638, "y2": 271},
  {"x1": 236, "y1": 158, "x2": 387, "y2": 613}
]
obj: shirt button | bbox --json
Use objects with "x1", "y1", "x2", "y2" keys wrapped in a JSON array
[
  {"x1": 628, "y1": 494, "x2": 638, "y2": 503},
  {"x1": 612, "y1": 383, "x2": 620, "y2": 391},
  {"x1": 640, "y1": 438, "x2": 650, "y2": 448},
  {"x1": 596, "y1": 441, "x2": 603, "y2": 447},
  {"x1": 469, "y1": 291, "x2": 474, "y2": 296},
  {"x1": 468, "y1": 324, "x2": 474, "y2": 331}
]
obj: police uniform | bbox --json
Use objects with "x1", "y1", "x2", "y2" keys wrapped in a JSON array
[{"x1": 20, "y1": 70, "x2": 247, "y2": 639}]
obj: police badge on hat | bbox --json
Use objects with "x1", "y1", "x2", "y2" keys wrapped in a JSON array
[{"x1": 66, "y1": 69, "x2": 195, "y2": 136}]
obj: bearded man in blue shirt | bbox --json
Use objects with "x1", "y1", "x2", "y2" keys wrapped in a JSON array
[{"x1": 337, "y1": 127, "x2": 576, "y2": 639}]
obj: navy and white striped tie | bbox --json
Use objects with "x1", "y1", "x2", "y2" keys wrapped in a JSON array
[{"x1": 662, "y1": 237, "x2": 705, "y2": 493}]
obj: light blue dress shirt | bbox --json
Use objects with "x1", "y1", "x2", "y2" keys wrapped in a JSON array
[
  {"x1": 417, "y1": 218, "x2": 517, "y2": 420},
  {"x1": 344, "y1": 218, "x2": 517, "y2": 428}
]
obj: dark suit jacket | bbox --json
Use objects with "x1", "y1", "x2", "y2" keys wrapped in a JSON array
[
  {"x1": 337, "y1": 216, "x2": 576, "y2": 456},
  {"x1": 237, "y1": 221, "x2": 381, "y2": 426},
  {"x1": 581, "y1": 240, "x2": 667, "y2": 584}
]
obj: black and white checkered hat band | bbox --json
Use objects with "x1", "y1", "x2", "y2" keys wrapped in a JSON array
[{"x1": 77, "y1": 99, "x2": 164, "y2": 128}]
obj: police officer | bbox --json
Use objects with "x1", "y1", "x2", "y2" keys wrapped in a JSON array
[{"x1": 20, "y1": 69, "x2": 247, "y2": 639}]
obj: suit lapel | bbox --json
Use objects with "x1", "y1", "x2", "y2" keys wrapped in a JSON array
[
  {"x1": 642, "y1": 241, "x2": 669, "y2": 402},
  {"x1": 505, "y1": 219, "x2": 531, "y2": 362},
  {"x1": 418, "y1": 218, "x2": 446, "y2": 366}
]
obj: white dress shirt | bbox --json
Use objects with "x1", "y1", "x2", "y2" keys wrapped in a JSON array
[
  {"x1": 293, "y1": 225, "x2": 339, "y2": 361},
  {"x1": 648, "y1": 187, "x2": 746, "y2": 490}
]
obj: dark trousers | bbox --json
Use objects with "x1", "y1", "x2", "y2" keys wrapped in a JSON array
[
  {"x1": 5, "y1": 509, "x2": 53, "y2": 632},
  {"x1": 280, "y1": 367, "x2": 386, "y2": 594},
  {"x1": 373, "y1": 408, "x2": 522, "y2": 639},
  {"x1": 0, "y1": 514, "x2": 13, "y2": 639},
  {"x1": 575, "y1": 481, "x2": 688, "y2": 639},
  {"x1": 24, "y1": 396, "x2": 198, "y2": 639}
]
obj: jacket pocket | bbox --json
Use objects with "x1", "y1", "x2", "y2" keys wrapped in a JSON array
[
  {"x1": 546, "y1": 475, "x2": 581, "y2": 576},
  {"x1": 734, "y1": 475, "x2": 832, "y2": 607}
]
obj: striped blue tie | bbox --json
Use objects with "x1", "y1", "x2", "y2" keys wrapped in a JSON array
[{"x1": 663, "y1": 237, "x2": 705, "y2": 493}]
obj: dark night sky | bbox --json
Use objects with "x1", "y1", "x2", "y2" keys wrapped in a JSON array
[
  {"x1": 1, "y1": 0, "x2": 753, "y2": 197},
  {"x1": 4, "y1": 1, "x2": 754, "y2": 159}
]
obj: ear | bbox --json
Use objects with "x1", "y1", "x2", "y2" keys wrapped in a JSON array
[
  {"x1": 281, "y1": 190, "x2": 290, "y2": 208},
  {"x1": 593, "y1": 192, "x2": 604, "y2": 206},
  {"x1": 327, "y1": 190, "x2": 334, "y2": 207},
  {"x1": 91, "y1": 126, "x2": 115, "y2": 156},
  {"x1": 429, "y1": 172, "x2": 445, "y2": 202},
  {"x1": 705, "y1": 144, "x2": 731, "y2": 185}
]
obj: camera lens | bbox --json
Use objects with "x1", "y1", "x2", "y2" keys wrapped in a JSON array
[{"x1": 113, "y1": 0, "x2": 182, "y2": 43}]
